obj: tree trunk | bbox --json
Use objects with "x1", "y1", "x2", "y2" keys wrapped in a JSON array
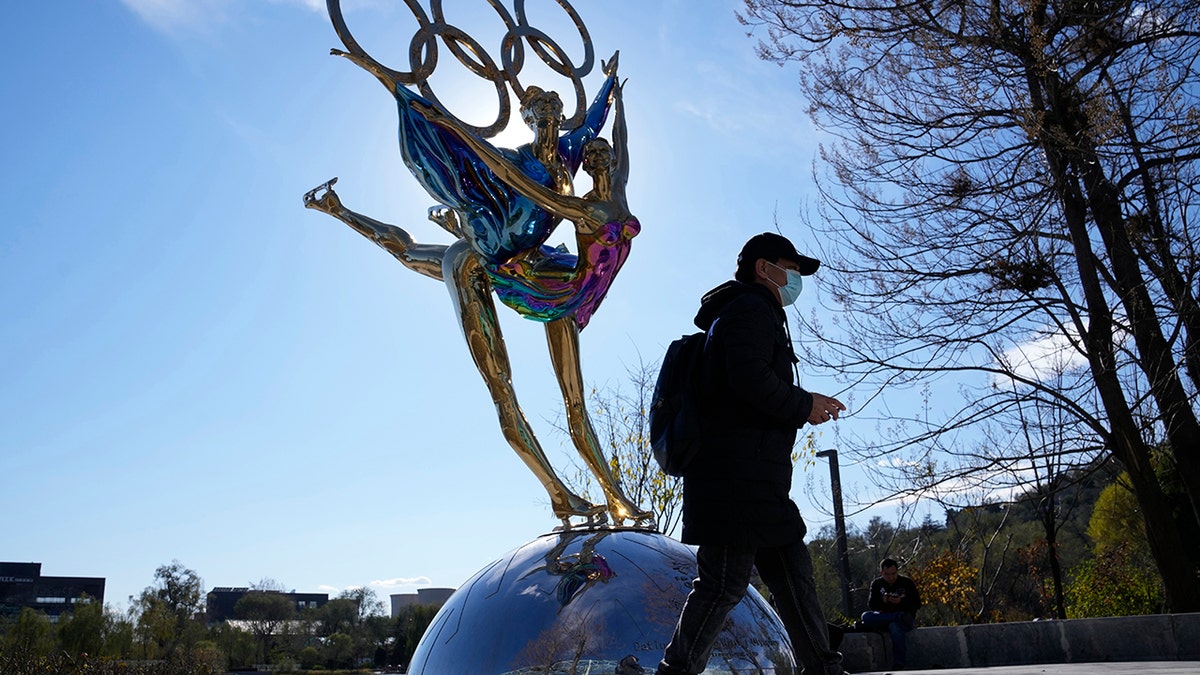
[
  {"x1": 1073, "y1": 148, "x2": 1200, "y2": 528},
  {"x1": 1107, "y1": 78, "x2": 1200, "y2": 395},
  {"x1": 1040, "y1": 491, "x2": 1068, "y2": 619},
  {"x1": 1028, "y1": 61, "x2": 1200, "y2": 612},
  {"x1": 1048, "y1": 70, "x2": 1200, "y2": 549}
]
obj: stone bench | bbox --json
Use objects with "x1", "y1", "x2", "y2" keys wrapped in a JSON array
[{"x1": 838, "y1": 613, "x2": 1200, "y2": 672}]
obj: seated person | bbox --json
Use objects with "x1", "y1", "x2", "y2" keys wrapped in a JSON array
[{"x1": 859, "y1": 558, "x2": 921, "y2": 669}]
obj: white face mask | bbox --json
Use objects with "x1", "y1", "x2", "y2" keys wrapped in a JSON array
[{"x1": 767, "y1": 261, "x2": 804, "y2": 306}]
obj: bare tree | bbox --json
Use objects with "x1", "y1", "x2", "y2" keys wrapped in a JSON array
[
  {"x1": 739, "y1": 0, "x2": 1200, "y2": 609},
  {"x1": 558, "y1": 361, "x2": 684, "y2": 536},
  {"x1": 337, "y1": 586, "x2": 385, "y2": 621},
  {"x1": 916, "y1": 362, "x2": 1105, "y2": 618}
]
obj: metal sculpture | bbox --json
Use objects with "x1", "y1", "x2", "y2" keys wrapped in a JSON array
[{"x1": 305, "y1": 0, "x2": 651, "y2": 528}]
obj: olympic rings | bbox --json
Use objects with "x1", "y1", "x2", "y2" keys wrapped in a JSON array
[
  {"x1": 327, "y1": 0, "x2": 596, "y2": 138},
  {"x1": 413, "y1": 21, "x2": 512, "y2": 136}
]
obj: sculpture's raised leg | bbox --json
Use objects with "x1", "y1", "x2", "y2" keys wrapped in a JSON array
[{"x1": 304, "y1": 178, "x2": 446, "y2": 280}]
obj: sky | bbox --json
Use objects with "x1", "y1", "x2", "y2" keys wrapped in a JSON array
[{"x1": 2, "y1": 0, "x2": 923, "y2": 613}]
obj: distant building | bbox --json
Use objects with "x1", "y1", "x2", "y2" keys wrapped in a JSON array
[
  {"x1": 390, "y1": 588, "x2": 454, "y2": 617},
  {"x1": 0, "y1": 562, "x2": 105, "y2": 622},
  {"x1": 205, "y1": 587, "x2": 329, "y2": 623}
]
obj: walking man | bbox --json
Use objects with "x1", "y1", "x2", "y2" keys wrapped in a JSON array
[{"x1": 656, "y1": 232, "x2": 848, "y2": 675}]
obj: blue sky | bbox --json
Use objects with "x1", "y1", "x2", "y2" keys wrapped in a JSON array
[{"x1": 2, "y1": 0, "x2": 916, "y2": 612}]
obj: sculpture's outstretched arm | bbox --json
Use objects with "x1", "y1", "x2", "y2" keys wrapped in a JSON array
[
  {"x1": 558, "y1": 53, "x2": 619, "y2": 173},
  {"x1": 412, "y1": 101, "x2": 591, "y2": 224},
  {"x1": 331, "y1": 49, "x2": 399, "y2": 97},
  {"x1": 610, "y1": 79, "x2": 630, "y2": 197},
  {"x1": 327, "y1": 0, "x2": 405, "y2": 97}
]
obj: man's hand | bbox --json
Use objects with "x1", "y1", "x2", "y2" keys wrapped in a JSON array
[{"x1": 807, "y1": 393, "x2": 847, "y2": 426}]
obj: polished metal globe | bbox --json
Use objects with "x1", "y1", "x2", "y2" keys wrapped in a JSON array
[{"x1": 408, "y1": 528, "x2": 796, "y2": 674}]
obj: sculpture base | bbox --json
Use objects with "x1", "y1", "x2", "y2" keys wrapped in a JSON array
[{"x1": 408, "y1": 528, "x2": 796, "y2": 674}]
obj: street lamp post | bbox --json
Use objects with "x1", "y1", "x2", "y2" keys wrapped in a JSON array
[{"x1": 816, "y1": 449, "x2": 853, "y2": 618}]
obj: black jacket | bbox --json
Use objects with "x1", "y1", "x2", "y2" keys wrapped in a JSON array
[
  {"x1": 867, "y1": 574, "x2": 921, "y2": 616},
  {"x1": 680, "y1": 281, "x2": 815, "y2": 547}
]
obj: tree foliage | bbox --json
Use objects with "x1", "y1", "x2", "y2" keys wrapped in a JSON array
[
  {"x1": 0, "y1": 597, "x2": 219, "y2": 675},
  {"x1": 316, "y1": 597, "x2": 360, "y2": 636},
  {"x1": 1066, "y1": 543, "x2": 1165, "y2": 617},
  {"x1": 233, "y1": 591, "x2": 296, "y2": 664},
  {"x1": 1088, "y1": 471, "x2": 1151, "y2": 556},
  {"x1": 56, "y1": 597, "x2": 106, "y2": 660},
  {"x1": 336, "y1": 586, "x2": 385, "y2": 621},
  {"x1": 132, "y1": 560, "x2": 206, "y2": 660},
  {"x1": 391, "y1": 603, "x2": 440, "y2": 668},
  {"x1": 804, "y1": 455, "x2": 1151, "y2": 624},
  {"x1": 912, "y1": 549, "x2": 980, "y2": 626},
  {"x1": 0, "y1": 505, "x2": 1165, "y2": 675},
  {"x1": 0, "y1": 560, "x2": 450, "y2": 673},
  {"x1": 739, "y1": 0, "x2": 1200, "y2": 610}
]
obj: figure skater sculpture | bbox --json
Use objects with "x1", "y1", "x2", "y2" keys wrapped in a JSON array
[{"x1": 304, "y1": 0, "x2": 651, "y2": 528}]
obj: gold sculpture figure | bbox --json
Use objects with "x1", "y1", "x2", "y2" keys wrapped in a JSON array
[{"x1": 305, "y1": 0, "x2": 651, "y2": 529}]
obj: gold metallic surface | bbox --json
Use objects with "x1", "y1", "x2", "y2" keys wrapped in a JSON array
[
  {"x1": 304, "y1": 185, "x2": 622, "y2": 526},
  {"x1": 442, "y1": 240, "x2": 598, "y2": 515},
  {"x1": 414, "y1": 75, "x2": 650, "y2": 526},
  {"x1": 308, "y1": 2, "x2": 651, "y2": 529},
  {"x1": 304, "y1": 178, "x2": 447, "y2": 280}
]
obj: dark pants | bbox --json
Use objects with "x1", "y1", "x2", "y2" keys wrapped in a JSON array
[
  {"x1": 859, "y1": 610, "x2": 914, "y2": 667},
  {"x1": 657, "y1": 540, "x2": 844, "y2": 675}
]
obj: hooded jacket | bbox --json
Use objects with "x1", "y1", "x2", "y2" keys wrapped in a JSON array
[{"x1": 680, "y1": 280, "x2": 815, "y2": 547}]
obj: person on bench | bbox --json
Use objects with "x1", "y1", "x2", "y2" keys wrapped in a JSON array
[{"x1": 859, "y1": 558, "x2": 921, "y2": 669}]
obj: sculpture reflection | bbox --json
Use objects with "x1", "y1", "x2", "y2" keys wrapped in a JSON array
[
  {"x1": 524, "y1": 529, "x2": 616, "y2": 608},
  {"x1": 305, "y1": 0, "x2": 650, "y2": 527},
  {"x1": 408, "y1": 530, "x2": 797, "y2": 673}
]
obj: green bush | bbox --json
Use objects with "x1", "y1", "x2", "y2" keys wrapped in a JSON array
[{"x1": 1065, "y1": 544, "x2": 1164, "y2": 617}]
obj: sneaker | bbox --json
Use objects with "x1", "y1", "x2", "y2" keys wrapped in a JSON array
[{"x1": 616, "y1": 654, "x2": 645, "y2": 674}]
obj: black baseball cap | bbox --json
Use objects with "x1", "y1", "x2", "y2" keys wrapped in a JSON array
[{"x1": 737, "y1": 232, "x2": 821, "y2": 276}]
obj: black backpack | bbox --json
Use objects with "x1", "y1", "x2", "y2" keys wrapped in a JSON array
[{"x1": 649, "y1": 331, "x2": 708, "y2": 477}]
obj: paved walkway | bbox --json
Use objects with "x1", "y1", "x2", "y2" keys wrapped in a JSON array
[{"x1": 860, "y1": 662, "x2": 1199, "y2": 675}]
